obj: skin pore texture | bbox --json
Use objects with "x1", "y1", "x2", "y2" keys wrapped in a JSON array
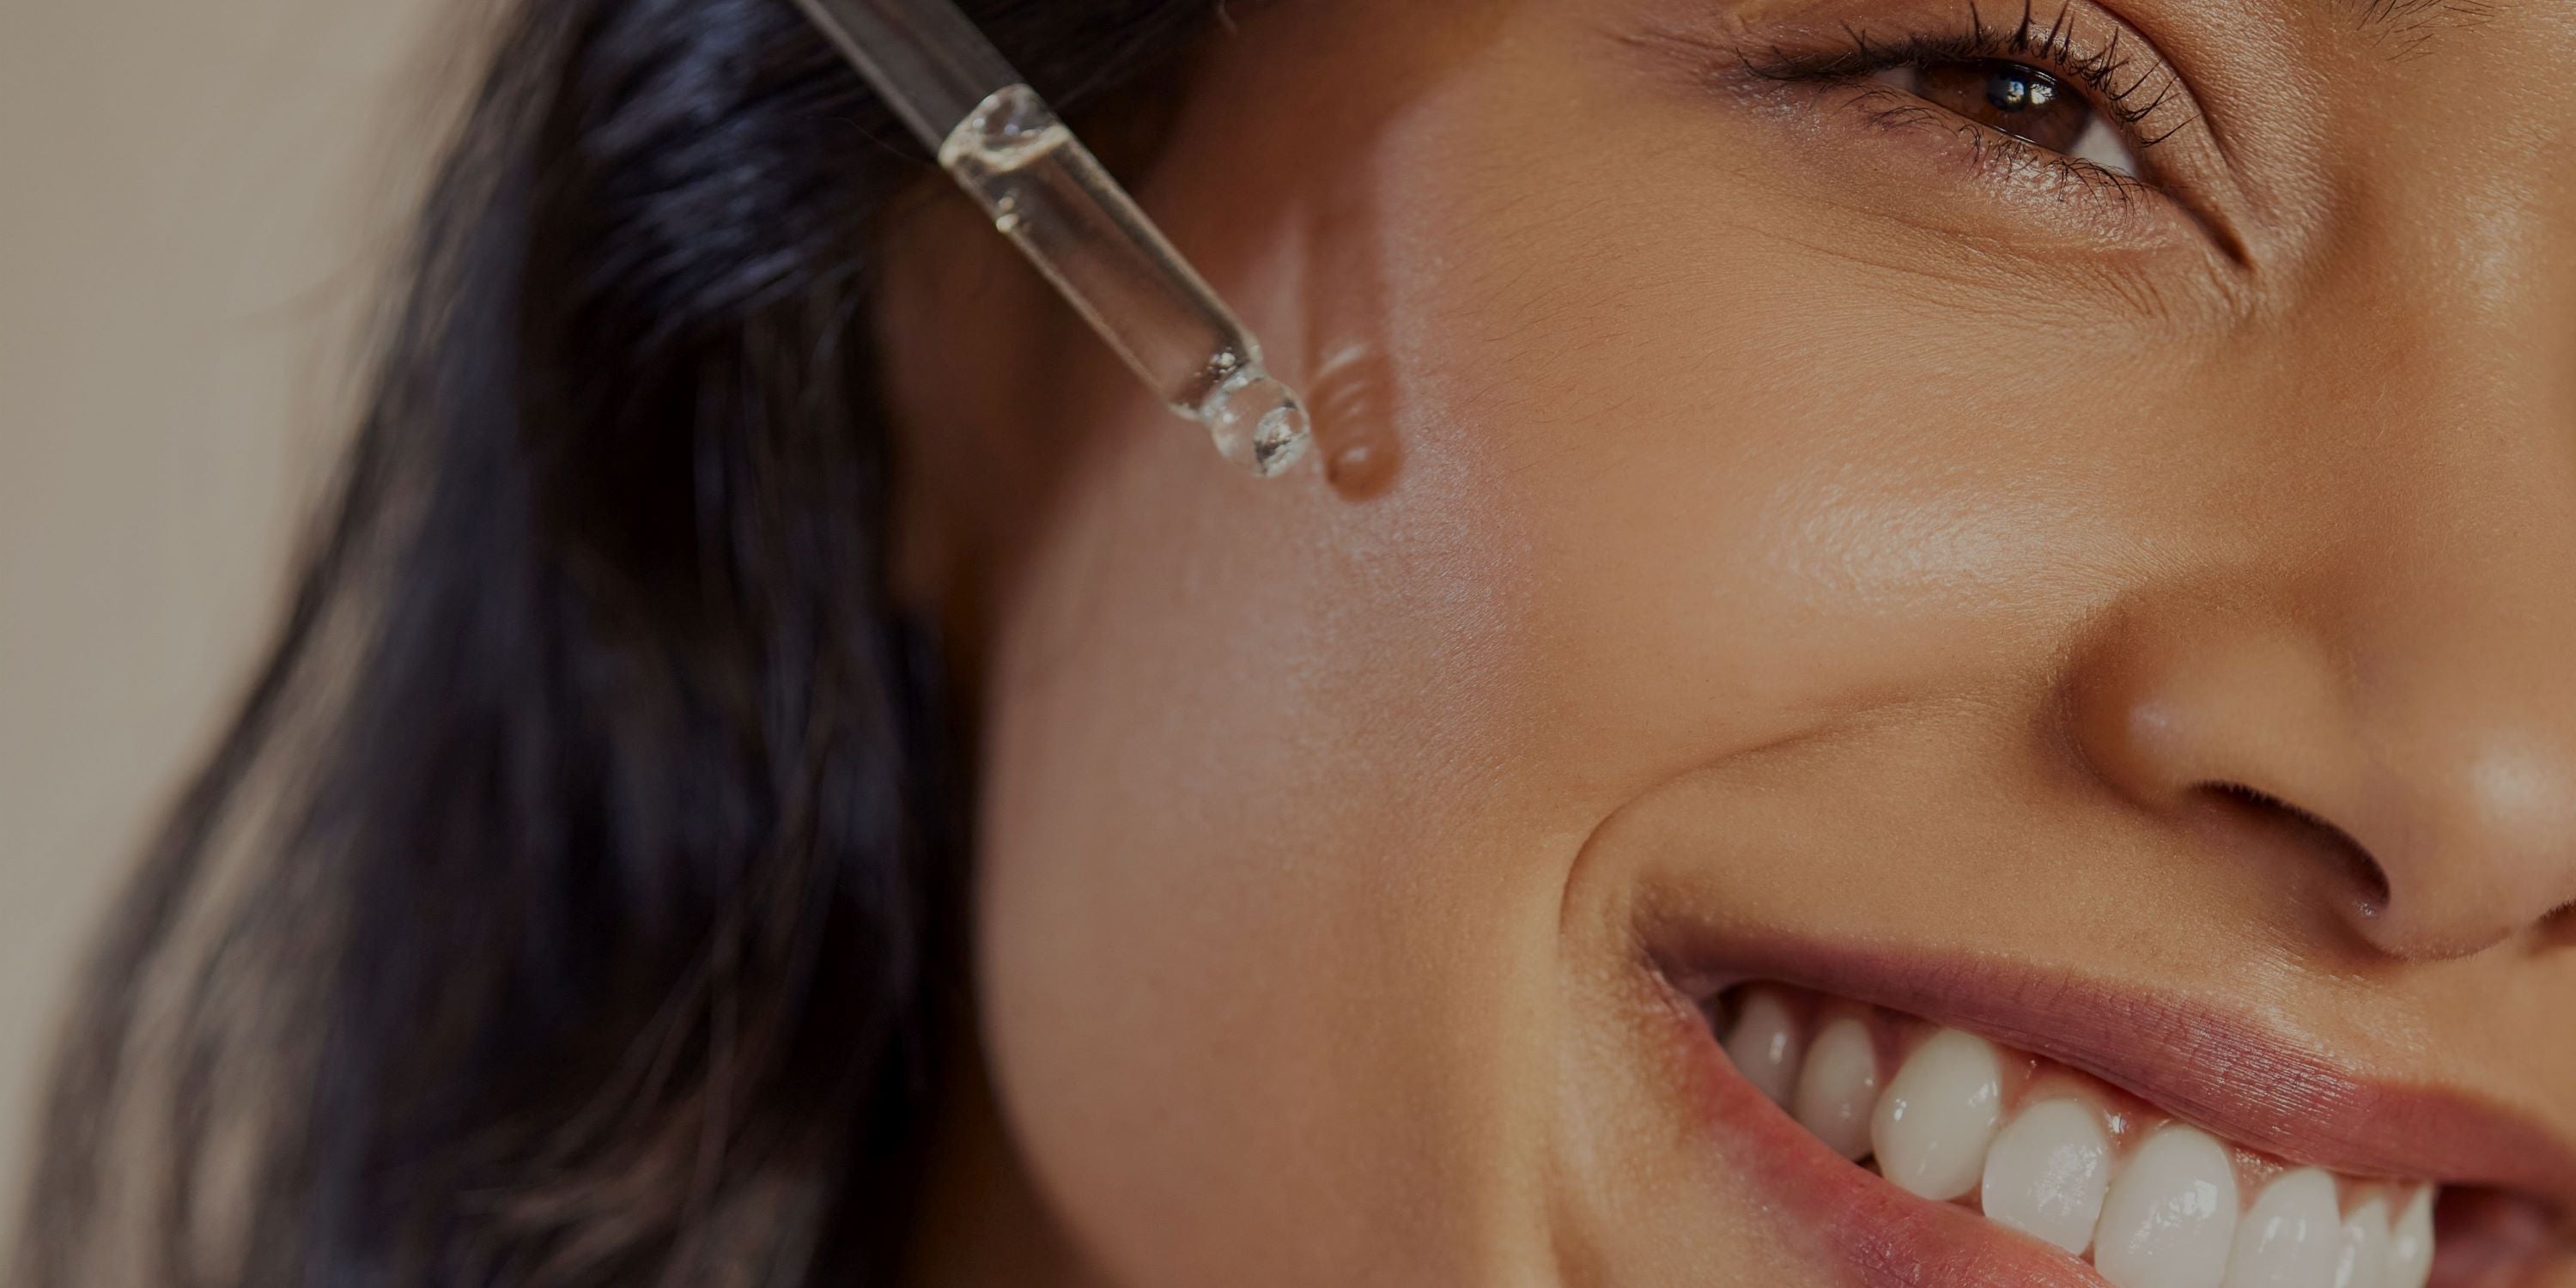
[{"x1": 876, "y1": 0, "x2": 2576, "y2": 1285}]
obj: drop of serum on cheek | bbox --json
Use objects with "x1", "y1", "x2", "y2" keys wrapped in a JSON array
[
  {"x1": 1325, "y1": 440, "x2": 1394, "y2": 497},
  {"x1": 1306, "y1": 342, "x2": 1402, "y2": 500}
]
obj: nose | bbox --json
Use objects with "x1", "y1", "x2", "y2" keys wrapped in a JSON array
[
  {"x1": 2069, "y1": 577, "x2": 2576, "y2": 961},
  {"x1": 2063, "y1": 83, "x2": 2576, "y2": 960}
]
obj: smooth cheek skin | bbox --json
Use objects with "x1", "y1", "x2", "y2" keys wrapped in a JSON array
[
  {"x1": 965, "y1": 9, "x2": 2000, "y2": 1273},
  {"x1": 902, "y1": 0, "x2": 2576, "y2": 1285}
]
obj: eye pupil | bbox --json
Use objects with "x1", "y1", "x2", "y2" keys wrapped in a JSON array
[{"x1": 1987, "y1": 67, "x2": 2057, "y2": 113}]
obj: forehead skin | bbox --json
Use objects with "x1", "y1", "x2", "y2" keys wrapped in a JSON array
[{"x1": 881, "y1": 0, "x2": 2576, "y2": 1284}]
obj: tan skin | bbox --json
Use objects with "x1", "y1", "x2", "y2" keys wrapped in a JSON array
[{"x1": 875, "y1": 0, "x2": 2576, "y2": 1284}]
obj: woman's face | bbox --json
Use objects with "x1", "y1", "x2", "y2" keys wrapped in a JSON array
[{"x1": 884, "y1": 0, "x2": 2576, "y2": 1283}]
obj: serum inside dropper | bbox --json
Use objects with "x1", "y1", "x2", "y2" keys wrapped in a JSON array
[
  {"x1": 940, "y1": 87, "x2": 1312, "y2": 477},
  {"x1": 793, "y1": 0, "x2": 1315, "y2": 478}
]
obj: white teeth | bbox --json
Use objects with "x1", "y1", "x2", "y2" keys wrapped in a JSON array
[
  {"x1": 2330, "y1": 1199, "x2": 2391, "y2": 1288},
  {"x1": 1710, "y1": 989, "x2": 2445, "y2": 1288},
  {"x1": 1791, "y1": 1016, "x2": 1881, "y2": 1160},
  {"x1": 2095, "y1": 1126, "x2": 2242, "y2": 1288},
  {"x1": 2221, "y1": 1169, "x2": 2342, "y2": 1288},
  {"x1": 2385, "y1": 1188, "x2": 2434, "y2": 1288},
  {"x1": 1871, "y1": 1029, "x2": 2006, "y2": 1200},
  {"x1": 1723, "y1": 987, "x2": 1802, "y2": 1108},
  {"x1": 1980, "y1": 1098, "x2": 2113, "y2": 1255}
]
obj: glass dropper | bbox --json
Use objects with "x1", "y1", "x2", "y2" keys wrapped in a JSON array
[{"x1": 791, "y1": 0, "x2": 1315, "y2": 478}]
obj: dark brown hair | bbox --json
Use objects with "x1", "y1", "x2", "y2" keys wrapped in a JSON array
[{"x1": 14, "y1": 2, "x2": 1218, "y2": 1283}]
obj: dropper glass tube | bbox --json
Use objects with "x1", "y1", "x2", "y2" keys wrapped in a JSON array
[{"x1": 792, "y1": 0, "x2": 1314, "y2": 477}]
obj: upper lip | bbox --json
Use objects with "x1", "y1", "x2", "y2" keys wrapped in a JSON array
[{"x1": 1643, "y1": 927, "x2": 2576, "y2": 1221}]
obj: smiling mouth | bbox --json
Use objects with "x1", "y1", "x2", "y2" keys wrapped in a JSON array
[
  {"x1": 1632, "y1": 930, "x2": 2573, "y2": 1288},
  {"x1": 1704, "y1": 981, "x2": 2433, "y2": 1288}
]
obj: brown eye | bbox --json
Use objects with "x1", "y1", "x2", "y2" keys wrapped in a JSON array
[
  {"x1": 1914, "y1": 60, "x2": 2089, "y2": 151},
  {"x1": 1869, "y1": 58, "x2": 2142, "y2": 177}
]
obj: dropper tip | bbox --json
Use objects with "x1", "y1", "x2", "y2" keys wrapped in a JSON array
[{"x1": 1200, "y1": 370, "x2": 1314, "y2": 478}]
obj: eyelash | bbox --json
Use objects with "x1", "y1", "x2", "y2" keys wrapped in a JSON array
[{"x1": 1737, "y1": 5, "x2": 2193, "y2": 199}]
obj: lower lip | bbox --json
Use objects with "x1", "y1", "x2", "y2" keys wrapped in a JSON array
[{"x1": 1657, "y1": 985, "x2": 2111, "y2": 1288}]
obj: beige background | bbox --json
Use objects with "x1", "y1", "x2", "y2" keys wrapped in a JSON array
[{"x1": 1, "y1": 0, "x2": 452, "y2": 1234}]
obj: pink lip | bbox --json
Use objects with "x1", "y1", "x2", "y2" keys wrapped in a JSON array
[
  {"x1": 1654, "y1": 983, "x2": 2116, "y2": 1288},
  {"x1": 1640, "y1": 929, "x2": 2576, "y2": 1286}
]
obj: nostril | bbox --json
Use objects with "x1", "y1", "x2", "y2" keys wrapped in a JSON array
[
  {"x1": 2544, "y1": 900, "x2": 2576, "y2": 948},
  {"x1": 2197, "y1": 781, "x2": 2393, "y2": 915}
]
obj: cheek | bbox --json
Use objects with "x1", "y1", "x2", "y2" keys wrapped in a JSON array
[
  {"x1": 1356, "y1": 55, "x2": 2152, "y2": 803},
  {"x1": 966, "y1": 10, "x2": 2170, "y2": 1283},
  {"x1": 963, "y1": 21, "x2": 1595, "y2": 1286},
  {"x1": 969, "y1": 335, "x2": 1569, "y2": 1284}
]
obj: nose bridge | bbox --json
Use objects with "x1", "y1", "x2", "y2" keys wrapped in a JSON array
[
  {"x1": 2291, "y1": 54, "x2": 2576, "y2": 792},
  {"x1": 2306, "y1": 180, "x2": 2572, "y2": 444},
  {"x1": 2285, "y1": 9, "x2": 2576, "y2": 416},
  {"x1": 2308, "y1": 115, "x2": 2576, "y2": 789}
]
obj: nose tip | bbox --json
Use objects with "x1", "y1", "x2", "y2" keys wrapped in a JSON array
[
  {"x1": 2357, "y1": 740, "x2": 2576, "y2": 958},
  {"x1": 2070, "y1": 602, "x2": 2576, "y2": 962}
]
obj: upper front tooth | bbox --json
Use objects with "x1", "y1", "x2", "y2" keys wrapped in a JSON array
[
  {"x1": 1723, "y1": 987, "x2": 1802, "y2": 1108},
  {"x1": 2095, "y1": 1125, "x2": 2242, "y2": 1288},
  {"x1": 1792, "y1": 1015, "x2": 1881, "y2": 1159},
  {"x1": 2385, "y1": 1188, "x2": 2434, "y2": 1288},
  {"x1": 2331, "y1": 1199, "x2": 2391, "y2": 1288},
  {"x1": 1980, "y1": 1097, "x2": 2113, "y2": 1255},
  {"x1": 2222, "y1": 1168, "x2": 2341, "y2": 1288},
  {"x1": 1871, "y1": 1029, "x2": 2006, "y2": 1200}
]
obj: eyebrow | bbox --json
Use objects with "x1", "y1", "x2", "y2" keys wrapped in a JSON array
[{"x1": 2343, "y1": 0, "x2": 2496, "y2": 54}]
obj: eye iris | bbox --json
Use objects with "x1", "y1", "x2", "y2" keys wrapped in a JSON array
[{"x1": 1912, "y1": 59, "x2": 2094, "y2": 155}]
